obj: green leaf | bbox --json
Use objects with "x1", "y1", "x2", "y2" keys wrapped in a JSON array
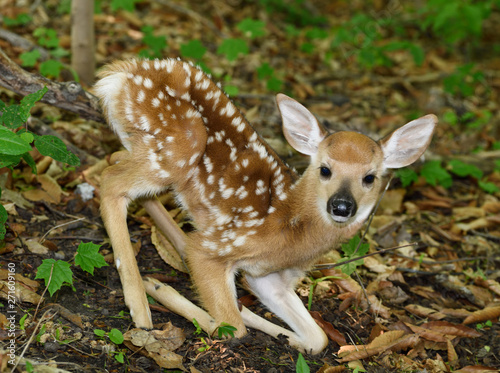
[
  {"x1": 22, "y1": 153, "x2": 37, "y2": 174},
  {"x1": 256, "y1": 63, "x2": 274, "y2": 80},
  {"x1": 217, "y1": 323, "x2": 237, "y2": 338},
  {"x1": 224, "y1": 85, "x2": 239, "y2": 97},
  {"x1": 421, "y1": 160, "x2": 452, "y2": 188},
  {"x1": 34, "y1": 135, "x2": 80, "y2": 166},
  {"x1": 40, "y1": 60, "x2": 64, "y2": 79},
  {"x1": 94, "y1": 329, "x2": 106, "y2": 337},
  {"x1": 266, "y1": 76, "x2": 283, "y2": 92},
  {"x1": 34, "y1": 28, "x2": 59, "y2": 49},
  {"x1": 0, "y1": 190, "x2": 7, "y2": 240},
  {"x1": 180, "y1": 39, "x2": 206, "y2": 60},
  {"x1": 35, "y1": 259, "x2": 73, "y2": 296},
  {"x1": 396, "y1": 168, "x2": 418, "y2": 187},
  {"x1": 478, "y1": 181, "x2": 499, "y2": 194},
  {"x1": 449, "y1": 159, "x2": 483, "y2": 179},
  {"x1": 0, "y1": 127, "x2": 32, "y2": 155},
  {"x1": 0, "y1": 154, "x2": 22, "y2": 168},
  {"x1": 141, "y1": 25, "x2": 167, "y2": 59},
  {"x1": 217, "y1": 38, "x2": 249, "y2": 61},
  {"x1": 74, "y1": 242, "x2": 108, "y2": 275},
  {"x1": 19, "y1": 132, "x2": 34, "y2": 144},
  {"x1": 237, "y1": 18, "x2": 266, "y2": 39},
  {"x1": 296, "y1": 353, "x2": 310, "y2": 373},
  {"x1": 339, "y1": 235, "x2": 369, "y2": 276},
  {"x1": 0, "y1": 87, "x2": 49, "y2": 129},
  {"x1": 115, "y1": 352, "x2": 125, "y2": 363},
  {"x1": 111, "y1": 0, "x2": 141, "y2": 12},
  {"x1": 108, "y1": 329, "x2": 124, "y2": 344},
  {"x1": 20, "y1": 49, "x2": 41, "y2": 67}
]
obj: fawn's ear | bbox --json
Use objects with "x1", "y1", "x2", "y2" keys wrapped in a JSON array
[
  {"x1": 276, "y1": 94, "x2": 327, "y2": 156},
  {"x1": 379, "y1": 114, "x2": 438, "y2": 169}
]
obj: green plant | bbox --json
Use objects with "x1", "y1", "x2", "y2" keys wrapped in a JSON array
[
  {"x1": 217, "y1": 322, "x2": 237, "y2": 338},
  {"x1": 237, "y1": 18, "x2": 267, "y2": 39},
  {"x1": 256, "y1": 63, "x2": 283, "y2": 92},
  {"x1": 217, "y1": 38, "x2": 249, "y2": 62},
  {"x1": 476, "y1": 320, "x2": 493, "y2": 330},
  {"x1": 338, "y1": 235, "x2": 369, "y2": 276},
  {"x1": 332, "y1": 14, "x2": 423, "y2": 68},
  {"x1": 420, "y1": 160, "x2": 453, "y2": 188},
  {"x1": 35, "y1": 242, "x2": 108, "y2": 296},
  {"x1": 94, "y1": 328, "x2": 125, "y2": 362},
  {"x1": 295, "y1": 353, "x2": 310, "y2": 373},
  {"x1": 258, "y1": 0, "x2": 326, "y2": 27},
  {"x1": 3, "y1": 13, "x2": 31, "y2": 27},
  {"x1": 0, "y1": 87, "x2": 80, "y2": 239},
  {"x1": 111, "y1": 0, "x2": 141, "y2": 12},
  {"x1": 307, "y1": 275, "x2": 339, "y2": 311},
  {"x1": 139, "y1": 25, "x2": 167, "y2": 59},
  {"x1": 420, "y1": 0, "x2": 493, "y2": 45},
  {"x1": 443, "y1": 64, "x2": 485, "y2": 97}
]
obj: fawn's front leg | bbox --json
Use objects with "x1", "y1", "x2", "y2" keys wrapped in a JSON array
[
  {"x1": 101, "y1": 159, "x2": 154, "y2": 329},
  {"x1": 245, "y1": 269, "x2": 328, "y2": 354},
  {"x1": 186, "y1": 248, "x2": 247, "y2": 338}
]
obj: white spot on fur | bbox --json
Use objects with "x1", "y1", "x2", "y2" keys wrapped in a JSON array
[
  {"x1": 137, "y1": 90, "x2": 145, "y2": 103},
  {"x1": 144, "y1": 78, "x2": 153, "y2": 89}
]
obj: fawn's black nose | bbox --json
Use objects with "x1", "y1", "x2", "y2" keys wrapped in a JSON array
[{"x1": 327, "y1": 192, "x2": 357, "y2": 220}]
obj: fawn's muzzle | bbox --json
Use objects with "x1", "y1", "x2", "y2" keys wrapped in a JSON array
[{"x1": 327, "y1": 192, "x2": 357, "y2": 222}]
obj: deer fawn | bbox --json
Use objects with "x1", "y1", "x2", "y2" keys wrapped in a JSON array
[{"x1": 94, "y1": 58, "x2": 437, "y2": 354}]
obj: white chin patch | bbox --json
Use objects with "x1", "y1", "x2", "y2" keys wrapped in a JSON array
[{"x1": 331, "y1": 215, "x2": 350, "y2": 224}]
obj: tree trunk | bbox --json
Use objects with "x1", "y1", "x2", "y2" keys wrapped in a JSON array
[{"x1": 71, "y1": 0, "x2": 95, "y2": 86}]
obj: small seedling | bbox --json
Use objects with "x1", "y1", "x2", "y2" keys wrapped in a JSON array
[
  {"x1": 217, "y1": 38, "x2": 249, "y2": 61},
  {"x1": 94, "y1": 328, "x2": 126, "y2": 363},
  {"x1": 295, "y1": 353, "x2": 310, "y2": 373},
  {"x1": 217, "y1": 323, "x2": 237, "y2": 338},
  {"x1": 476, "y1": 320, "x2": 493, "y2": 330},
  {"x1": 35, "y1": 242, "x2": 108, "y2": 296},
  {"x1": 339, "y1": 235, "x2": 369, "y2": 276}
]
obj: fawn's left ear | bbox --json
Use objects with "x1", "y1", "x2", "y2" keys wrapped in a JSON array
[
  {"x1": 276, "y1": 94, "x2": 328, "y2": 156},
  {"x1": 379, "y1": 114, "x2": 438, "y2": 169}
]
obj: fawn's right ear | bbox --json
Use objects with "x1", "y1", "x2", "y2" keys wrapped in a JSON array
[{"x1": 277, "y1": 94, "x2": 327, "y2": 156}]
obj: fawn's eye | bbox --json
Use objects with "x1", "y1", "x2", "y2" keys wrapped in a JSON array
[
  {"x1": 320, "y1": 166, "x2": 331, "y2": 178},
  {"x1": 363, "y1": 174, "x2": 375, "y2": 184}
]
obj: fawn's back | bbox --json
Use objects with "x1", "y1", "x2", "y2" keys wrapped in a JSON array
[{"x1": 94, "y1": 59, "x2": 319, "y2": 270}]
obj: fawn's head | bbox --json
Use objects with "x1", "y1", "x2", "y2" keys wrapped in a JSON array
[{"x1": 276, "y1": 94, "x2": 437, "y2": 226}]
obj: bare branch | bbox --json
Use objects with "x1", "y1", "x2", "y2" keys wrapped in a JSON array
[{"x1": 0, "y1": 48, "x2": 104, "y2": 123}]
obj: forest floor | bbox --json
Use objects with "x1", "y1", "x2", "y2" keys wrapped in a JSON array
[{"x1": 1, "y1": 0, "x2": 500, "y2": 372}]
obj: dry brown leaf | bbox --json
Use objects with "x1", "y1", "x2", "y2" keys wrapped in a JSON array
[
  {"x1": 379, "y1": 189, "x2": 406, "y2": 213},
  {"x1": 454, "y1": 366, "x2": 500, "y2": 373},
  {"x1": 474, "y1": 278, "x2": 500, "y2": 297},
  {"x1": 25, "y1": 239, "x2": 50, "y2": 254},
  {"x1": 337, "y1": 333, "x2": 418, "y2": 363},
  {"x1": 23, "y1": 188, "x2": 59, "y2": 203},
  {"x1": 447, "y1": 339, "x2": 459, "y2": 368},
  {"x1": 452, "y1": 206, "x2": 485, "y2": 221},
  {"x1": 151, "y1": 226, "x2": 186, "y2": 273},
  {"x1": 347, "y1": 360, "x2": 365, "y2": 372},
  {"x1": 0, "y1": 280, "x2": 42, "y2": 304},
  {"x1": 123, "y1": 324, "x2": 185, "y2": 370},
  {"x1": 404, "y1": 323, "x2": 450, "y2": 343},
  {"x1": 37, "y1": 174, "x2": 63, "y2": 203},
  {"x1": 317, "y1": 364, "x2": 346, "y2": 373},
  {"x1": 368, "y1": 294, "x2": 391, "y2": 319},
  {"x1": 421, "y1": 321, "x2": 481, "y2": 338},
  {"x1": 310, "y1": 311, "x2": 347, "y2": 346},
  {"x1": 463, "y1": 306, "x2": 500, "y2": 325},
  {"x1": 367, "y1": 330, "x2": 405, "y2": 349},
  {"x1": 405, "y1": 304, "x2": 446, "y2": 320}
]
